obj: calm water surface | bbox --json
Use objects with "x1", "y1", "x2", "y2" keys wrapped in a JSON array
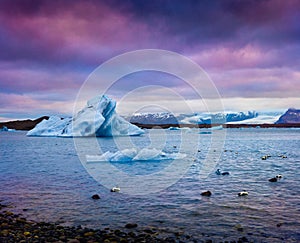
[{"x1": 0, "y1": 128, "x2": 299, "y2": 242}]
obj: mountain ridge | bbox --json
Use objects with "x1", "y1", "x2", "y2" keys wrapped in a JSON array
[
  {"x1": 275, "y1": 108, "x2": 300, "y2": 124},
  {"x1": 2, "y1": 109, "x2": 300, "y2": 131}
]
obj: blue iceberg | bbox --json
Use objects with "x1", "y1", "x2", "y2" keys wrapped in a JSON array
[{"x1": 27, "y1": 95, "x2": 144, "y2": 137}]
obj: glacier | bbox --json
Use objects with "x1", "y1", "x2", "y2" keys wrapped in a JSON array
[
  {"x1": 127, "y1": 111, "x2": 284, "y2": 125},
  {"x1": 27, "y1": 95, "x2": 144, "y2": 137}
]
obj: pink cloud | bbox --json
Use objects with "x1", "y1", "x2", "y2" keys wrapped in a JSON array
[
  {"x1": 0, "y1": 62, "x2": 85, "y2": 94},
  {"x1": 209, "y1": 67, "x2": 300, "y2": 98},
  {"x1": 189, "y1": 45, "x2": 281, "y2": 70},
  {"x1": 0, "y1": 92, "x2": 74, "y2": 115},
  {"x1": 0, "y1": 1, "x2": 153, "y2": 64}
]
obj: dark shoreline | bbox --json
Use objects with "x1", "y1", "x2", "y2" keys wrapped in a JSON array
[
  {"x1": 0, "y1": 202, "x2": 257, "y2": 243},
  {"x1": 0, "y1": 202, "x2": 188, "y2": 243},
  {"x1": 0, "y1": 117, "x2": 49, "y2": 131},
  {"x1": 132, "y1": 123, "x2": 300, "y2": 129},
  {"x1": 1, "y1": 116, "x2": 300, "y2": 131}
]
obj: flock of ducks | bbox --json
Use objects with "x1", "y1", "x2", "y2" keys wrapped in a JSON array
[
  {"x1": 261, "y1": 154, "x2": 287, "y2": 160},
  {"x1": 201, "y1": 162, "x2": 285, "y2": 198},
  {"x1": 92, "y1": 152, "x2": 287, "y2": 199},
  {"x1": 106, "y1": 172, "x2": 284, "y2": 198}
]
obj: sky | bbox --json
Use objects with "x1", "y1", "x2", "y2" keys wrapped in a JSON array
[{"x1": 0, "y1": 0, "x2": 300, "y2": 121}]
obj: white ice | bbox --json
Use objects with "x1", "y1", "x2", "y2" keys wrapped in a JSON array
[
  {"x1": 27, "y1": 95, "x2": 144, "y2": 137},
  {"x1": 86, "y1": 148, "x2": 186, "y2": 162}
]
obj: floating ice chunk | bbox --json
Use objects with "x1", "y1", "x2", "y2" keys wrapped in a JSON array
[
  {"x1": 27, "y1": 116, "x2": 71, "y2": 137},
  {"x1": 27, "y1": 95, "x2": 144, "y2": 137},
  {"x1": 133, "y1": 148, "x2": 165, "y2": 161},
  {"x1": 109, "y1": 149, "x2": 138, "y2": 162},
  {"x1": 0, "y1": 126, "x2": 8, "y2": 131},
  {"x1": 86, "y1": 148, "x2": 186, "y2": 162},
  {"x1": 209, "y1": 125, "x2": 223, "y2": 130},
  {"x1": 168, "y1": 127, "x2": 180, "y2": 130}
]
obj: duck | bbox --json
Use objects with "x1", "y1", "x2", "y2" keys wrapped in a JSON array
[
  {"x1": 215, "y1": 169, "x2": 230, "y2": 176},
  {"x1": 261, "y1": 155, "x2": 272, "y2": 160},
  {"x1": 269, "y1": 174, "x2": 283, "y2": 182},
  {"x1": 279, "y1": 155, "x2": 287, "y2": 159},
  {"x1": 91, "y1": 194, "x2": 100, "y2": 200},
  {"x1": 111, "y1": 186, "x2": 120, "y2": 192},
  {"x1": 221, "y1": 171, "x2": 230, "y2": 175},
  {"x1": 238, "y1": 191, "x2": 248, "y2": 196},
  {"x1": 269, "y1": 177, "x2": 277, "y2": 182},
  {"x1": 201, "y1": 190, "x2": 212, "y2": 197}
]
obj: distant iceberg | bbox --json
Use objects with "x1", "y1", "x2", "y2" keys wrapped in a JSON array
[
  {"x1": 86, "y1": 148, "x2": 186, "y2": 162},
  {"x1": 0, "y1": 126, "x2": 15, "y2": 132},
  {"x1": 0, "y1": 126, "x2": 8, "y2": 131},
  {"x1": 27, "y1": 95, "x2": 144, "y2": 137}
]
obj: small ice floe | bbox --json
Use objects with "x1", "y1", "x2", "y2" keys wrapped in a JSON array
[
  {"x1": 201, "y1": 190, "x2": 212, "y2": 197},
  {"x1": 111, "y1": 186, "x2": 120, "y2": 192},
  {"x1": 209, "y1": 125, "x2": 223, "y2": 130},
  {"x1": 168, "y1": 126, "x2": 180, "y2": 130},
  {"x1": 199, "y1": 131, "x2": 212, "y2": 134},
  {"x1": 238, "y1": 191, "x2": 249, "y2": 196},
  {"x1": 215, "y1": 169, "x2": 230, "y2": 176},
  {"x1": 0, "y1": 126, "x2": 8, "y2": 131},
  {"x1": 86, "y1": 148, "x2": 186, "y2": 162}
]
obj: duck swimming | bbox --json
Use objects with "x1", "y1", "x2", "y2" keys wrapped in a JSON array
[
  {"x1": 238, "y1": 191, "x2": 248, "y2": 196},
  {"x1": 111, "y1": 186, "x2": 120, "y2": 192},
  {"x1": 201, "y1": 190, "x2": 212, "y2": 197},
  {"x1": 215, "y1": 169, "x2": 230, "y2": 176},
  {"x1": 269, "y1": 174, "x2": 283, "y2": 182}
]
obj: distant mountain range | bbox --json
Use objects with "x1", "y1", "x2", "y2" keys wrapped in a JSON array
[
  {"x1": 275, "y1": 108, "x2": 300, "y2": 124},
  {"x1": 0, "y1": 116, "x2": 49, "y2": 131},
  {"x1": 126, "y1": 110, "x2": 292, "y2": 125},
  {"x1": 1, "y1": 109, "x2": 300, "y2": 131}
]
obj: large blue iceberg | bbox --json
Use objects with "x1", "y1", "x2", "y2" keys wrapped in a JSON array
[{"x1": 27, "y1": 95, "x2": 144, "y2": 137}]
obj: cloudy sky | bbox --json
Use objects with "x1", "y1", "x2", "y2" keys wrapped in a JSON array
[{"x1": 0, "y1": 0, "x2": 299, "y2": 121}]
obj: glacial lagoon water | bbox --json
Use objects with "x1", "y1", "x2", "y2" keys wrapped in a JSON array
[{"x1": 0, "y1": 128, "x2": 300, "y2": 242}]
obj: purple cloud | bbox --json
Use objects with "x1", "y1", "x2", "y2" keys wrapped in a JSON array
[{"x1": 0, "y1": 0, "x2": 299, "y2": 120}]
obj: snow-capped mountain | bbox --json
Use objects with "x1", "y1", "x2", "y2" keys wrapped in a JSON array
[
  {"x1": 128, "y1": 113, "x2": 179, "y2": 125},
  {"x1": 275, "y1": 108, "x2": 300, "y2": 124},
  {"x1": 125, "y1": 110, "x2": 285, "y2": 125}
]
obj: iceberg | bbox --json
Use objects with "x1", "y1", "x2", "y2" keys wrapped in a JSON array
[
  {"x1": 86, "y1": 148, "x2": 186, "y2": 162},
  {"x1": 0, "y1": 126, "x2": 16, "y2": 132},
  {"x1": 0, "y1": 126, "x2": 8, "y2": 131},
  {"x1": 27, "y1": 95, "x2": 144, "y2": 137}
]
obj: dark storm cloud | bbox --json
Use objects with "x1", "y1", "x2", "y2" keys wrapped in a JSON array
[
  {"x1": 0, "y1": 0, "x2": 299, "y2": 120},
  {"x1": 121, "y1": 0, "x2": 300, "y2": 47}
]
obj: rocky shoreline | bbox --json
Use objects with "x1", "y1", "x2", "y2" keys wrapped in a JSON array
[{"x1": 0, "y1": 202, "x2": 255, "y2": 243}]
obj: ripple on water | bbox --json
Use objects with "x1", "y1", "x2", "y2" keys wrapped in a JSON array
[{"x1": 0, "y1": 129, "x2": 300, "y2": 241}]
